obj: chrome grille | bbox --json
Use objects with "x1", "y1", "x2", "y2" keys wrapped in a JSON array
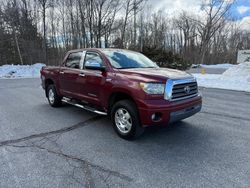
[
  {"x1": 164, "y1": 78, "x2": 199, "y2": 101},
  {"x1": 172, "y1": 82, "x2": 198, "y2": 100}
]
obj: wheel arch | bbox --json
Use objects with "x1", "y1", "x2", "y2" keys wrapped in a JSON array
[
  {"x1": 45, "y1": 78, "x2": 54, "y2": 97},
  {"x1": 108, "y1": 91, "x2": 138, "y2": 115}
]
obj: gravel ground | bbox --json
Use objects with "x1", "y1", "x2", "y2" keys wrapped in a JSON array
[{"x1": 0, "y1": 78, "x2": 249, "y2": 188}]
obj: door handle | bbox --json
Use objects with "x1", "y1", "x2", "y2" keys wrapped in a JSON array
[
  {"x1": 59, "y1": 71, "x2": 64, "y2": 74},
  {"x1": 79, "y1": 73, "x2": 85, "y2": 77}
]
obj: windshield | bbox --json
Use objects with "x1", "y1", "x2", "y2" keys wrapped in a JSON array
[{"x1": 102, "y1": 50, "x2": 159, "y2": 69}]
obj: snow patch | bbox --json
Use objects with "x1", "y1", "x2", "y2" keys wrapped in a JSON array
[
  {"x1": 193, "y1": 62, "x2": 250, "y2": 92},
  {"x1": 0, "y1": 63, "x2": 45, "y2": 79},
  {"x1": 201, "y1": 63, "x2": 236, "y2": 69}
]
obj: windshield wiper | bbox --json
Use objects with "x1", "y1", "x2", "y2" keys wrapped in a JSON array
[
  {"x1": 116, "y1": 67, "x2": 138, "y2": 69},
  {"x1": 117, "y1": 66, "x2": 158, "y2": 69}
]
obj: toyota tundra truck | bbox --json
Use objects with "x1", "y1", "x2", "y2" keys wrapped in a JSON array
[{"x1": 40, "y1": 48, "x2": 202, "y2": 139}]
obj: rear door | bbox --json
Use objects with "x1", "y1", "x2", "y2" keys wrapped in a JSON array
[
  {"x1": 81, "y1": 51, "x2": 107, "y2": 106},
  {"x1": 59, "y1": 51, "x2": 85, "y2": 98}
]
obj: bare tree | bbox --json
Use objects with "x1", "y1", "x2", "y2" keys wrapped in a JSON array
[
  {"x1": 196, "y1": 0, "x2": 234, "y2": 64},
  {"x1": 120, "y1": 0, "x2": 144, "y2": 48},
  {"x1": 86, "y1": 0, "x2": 94, "y2": 47},
  {"x1": 0, "y1": 0, "x2": 246, "y2": 67},
  {"x1": 2, "y1": 0, "x2": 24, "y2": 65},
  {"x1": 37, "y1": 0, "x2": 52, "y2": 63},
  {"x1": 78, "y1": 0, "x2": 87, "y2": 48}
]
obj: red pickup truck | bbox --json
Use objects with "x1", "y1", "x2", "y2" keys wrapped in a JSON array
[{"x1": 40, "y1": 48, "x2": 202, "y2": 139}]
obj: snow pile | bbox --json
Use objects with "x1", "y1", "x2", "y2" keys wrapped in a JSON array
[
  {"x1": 201, "y1": 63, "x2": 235, "y2": 69},
  {"x1": 222, "y1": 62, "x2": 250, "y2": 80},
  {"x1": 0, "y1": 63, "x2": 45, "y2": 79},
  {"x1": 193, "y1": 62, "x2": 250, "y2": 92}
]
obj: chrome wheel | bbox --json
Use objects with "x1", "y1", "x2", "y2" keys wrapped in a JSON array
[
  {"x1": 114, "y1": 108, "x2": 132, "y2": 134},
  {"x1": 48, "y1": 89, "x2": 55, "y2": 104}
]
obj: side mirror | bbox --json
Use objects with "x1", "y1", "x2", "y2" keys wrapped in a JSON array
[{"x1": 85, "y1": 61, "x2": 106, "y2": 71}]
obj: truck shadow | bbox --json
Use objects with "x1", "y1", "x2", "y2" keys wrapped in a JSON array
[
  {"x1": 38, "y1": 103, "x2": 218, "y2": 163},
  {"x1": 132, "y1": 119, "x2": 221, "y2": 162},
  {"x1": 95, "y1": 117, "x2": 225, "y2": 176},
  {"x1": 139, "y1": 120, "x2": 212, "y2": 145}
]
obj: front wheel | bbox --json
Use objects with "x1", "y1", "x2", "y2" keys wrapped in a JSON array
[
  {"x1": 46, "y1": 85, "x2": 62, "y2": 107},
  {"x1": 111, "y1": 100, "x2": 144, "y2": 140}
]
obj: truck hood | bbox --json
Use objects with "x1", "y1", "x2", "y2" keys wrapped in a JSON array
[{"x1": 118, "y1": 68, "x2": 192, "y2": 82}]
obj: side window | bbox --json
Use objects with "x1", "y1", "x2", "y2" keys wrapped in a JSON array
[
  {"x1": 65, "y1": 52, "x2": 82, "y2": 69},
  {"x1": 84, "y1": 52, "x2": 104, "y2": 68}
]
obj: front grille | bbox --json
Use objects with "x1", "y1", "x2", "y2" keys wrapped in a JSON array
[
  {"x1": 164, "y1": 78, "x2": 199, "y2": 101},
  {"x1": 172, "y1": 82, "x2": 198, "y2": 100}
]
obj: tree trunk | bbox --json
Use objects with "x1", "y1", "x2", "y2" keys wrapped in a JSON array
[
  {"x1": 133, "y1": 0, "x2": 137, "y2": 47},
  {"x1": 121, "y1": 10, "x2": 129, "y2": 48},
  {"x1": 98, "y1": 6, "x2": 102, "y2": 48},
  {"x1": 42, "y1": 6, "x2": 47, "y2": 64},
  {"x1": 89, "y1": 0, "x2": 93, "y2": 47},
  {"x1": 13, "y1": 30, "x2": 24, "y2": 65}
]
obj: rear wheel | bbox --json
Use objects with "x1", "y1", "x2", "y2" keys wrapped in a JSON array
[
  {"x1": 111, "y1": 100, "x2": 144, "y2": 140},
  {"x1": 47, "y1": 85, "x2": 62, "y2": 107}
]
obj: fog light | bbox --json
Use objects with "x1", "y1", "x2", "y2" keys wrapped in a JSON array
[
  {"x1": 151, "y1": 112, "x2": 162, "y2": 122},
  {"x1": 151, "y1": 114, "x2": 156, "y2": 120}
]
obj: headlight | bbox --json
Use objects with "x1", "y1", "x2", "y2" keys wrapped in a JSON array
[{"x1": 140, "y1": 83, "x2": 165, "y2": 94}]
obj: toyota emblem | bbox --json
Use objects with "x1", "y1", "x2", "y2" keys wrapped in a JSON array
[{"x1": 184, "y1": 86, "x2": 191, "y2": 94}]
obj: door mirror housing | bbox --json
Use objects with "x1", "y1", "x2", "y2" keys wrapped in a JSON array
[{"x1": 85, "y1": 61, "x2": 106, "y2": 71}]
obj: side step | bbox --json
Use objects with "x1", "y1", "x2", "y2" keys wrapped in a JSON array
[{"x1": 62, "y1": 97, "x2": 107, "y2": 116}]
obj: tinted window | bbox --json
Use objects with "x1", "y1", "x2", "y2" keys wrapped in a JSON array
[
  {"x1": 84, "y1": 52, "x2": 104, "y2": 68},
  {"x1": 102, "y1": 50, "x2": 158, "y2": 69},
  {"x1": 65, "y1": 52, "x2": 82, "y2": 69}
]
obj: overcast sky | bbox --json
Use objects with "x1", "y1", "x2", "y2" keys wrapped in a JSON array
[{"x1": 147, "y1": 0, "x2": 250, "y2": 30}]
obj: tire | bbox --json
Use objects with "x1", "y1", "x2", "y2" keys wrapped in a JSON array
[
  {"x1": 46, "y1": 84, "x2": 62, "y2": 107},
  {"x1": 111, "y1": 100, "x2": 144, "y2": 140}
]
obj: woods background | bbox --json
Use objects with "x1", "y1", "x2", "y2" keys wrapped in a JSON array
[{"x1": 0, "y1": 0, "x2": 249, "y2": 68}]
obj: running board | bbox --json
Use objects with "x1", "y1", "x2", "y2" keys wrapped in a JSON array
[{"x1": 62, "y1": 97, "x2": 107, "y2": 116}]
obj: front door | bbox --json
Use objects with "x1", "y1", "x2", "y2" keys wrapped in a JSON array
[{"x1": 81, "y1": 51, "x2": 107, "y2": 106}]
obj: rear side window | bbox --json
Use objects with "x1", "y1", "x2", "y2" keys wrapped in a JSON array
[
  {"x1": 65, "y1": 52, "x2": 82, "y2": 69},
  {"x1": 84, "y1": 52, "x2": 104, "y2": 67}
]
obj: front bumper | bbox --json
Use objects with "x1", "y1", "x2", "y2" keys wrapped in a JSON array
[
  {"x1": 137, "y1": 95, "x2": 202, "y2": 127},
  {"x1": 169, "y1": 103, "x2": 201, "y2": 123},
  {"x1": 41, "y1": 75, "x2": 45, "y2": 89}
]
